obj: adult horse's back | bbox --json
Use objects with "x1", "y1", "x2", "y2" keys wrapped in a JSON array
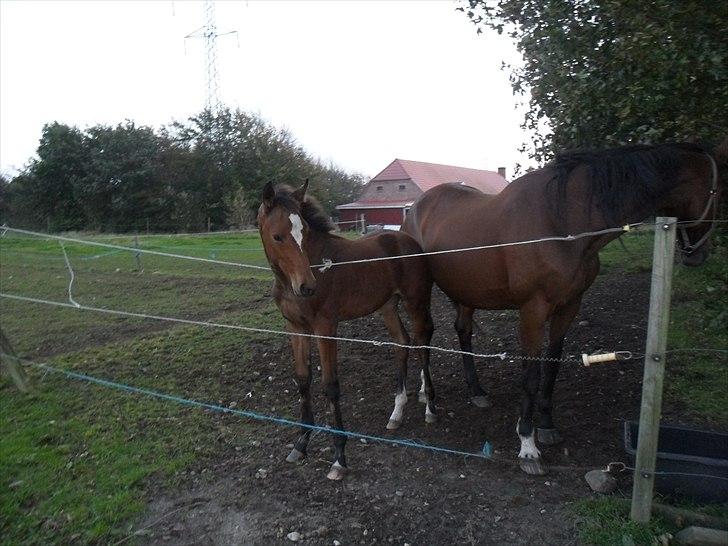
[{"x1": 402, "y1": 142, "x2": 720, "y2": 475}]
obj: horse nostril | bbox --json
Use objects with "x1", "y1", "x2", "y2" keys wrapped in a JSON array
[{"x1": 300, "y1": 284, "x2": 315, "y2": 297}]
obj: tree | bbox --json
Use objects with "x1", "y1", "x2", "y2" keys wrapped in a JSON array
[
  {"x1": 28, "y1": 122, "x2": 88, "y2": 230},
  {"x1": 0, "y1": 174, "x2": 10, "y2": 225},
  {"x1": 74, "y1": 121, "x2": 162, "y2": 231},
  {"x1": 460, "y1": 0, "x2": 728, "y2": 162},
  {"x1": 5, "y1": 108, "x2": 364, "y2": 232}
]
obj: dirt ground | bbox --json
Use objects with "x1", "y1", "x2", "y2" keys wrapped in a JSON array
[{"x1": 135, "y1": 270, "x2": 670, "y2": 545}]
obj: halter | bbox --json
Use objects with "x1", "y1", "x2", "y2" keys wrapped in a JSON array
[{"x1": 677, "y1": 152, "x2": 719, "y2": 255}]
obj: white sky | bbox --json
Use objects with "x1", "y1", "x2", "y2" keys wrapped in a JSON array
[{"x1": 0, "y1": 0, "x2": 534, "y2": 180}]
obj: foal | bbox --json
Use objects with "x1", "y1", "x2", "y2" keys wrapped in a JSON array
[{"x1": 257, "y1": 180, "x2": 435, "y2": 480}]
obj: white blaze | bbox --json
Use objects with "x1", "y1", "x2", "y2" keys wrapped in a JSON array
[{"x1": 289, "y1": 213, "x2": 304, "y2": 251}]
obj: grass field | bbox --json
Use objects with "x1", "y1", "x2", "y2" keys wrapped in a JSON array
[{"x1": 1, "y1": 227, "x2": 726, "y2": 544}]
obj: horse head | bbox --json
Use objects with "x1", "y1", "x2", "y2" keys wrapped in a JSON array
[
  {"x1": 258, "y1": 179, "x2": 317, "y2": 297},
  {"x1": 671, "y1": 145, "x2": 723, "y2": 267}
]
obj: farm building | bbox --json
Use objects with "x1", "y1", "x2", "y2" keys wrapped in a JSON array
[{"x1": 336, "y1": 159, "x2": 509, "y2": 229}]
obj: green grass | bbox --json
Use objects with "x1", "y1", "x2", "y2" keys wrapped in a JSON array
[
  {"x1": 575, "y1": 229, "x2": 728, "y2": 545},
  {"x1": 1, "y1": 309, "x2": 287, "y2": 544},
  {"x1": 599, "y1": 229, "x2": 728, "y2": 421},
  {"x1": 1, "y1": 227, "x2": 726, "y2": 544},
  {"x1": 667, "y1": 238, "x2": 728, "y2": 421},
  {"x1": 598, "y1": 229, "x2": 654, "y2": 273},
  {"x1": 574, "y1": 497, "x2": 674, "y2": 546},
  {"x1": 1, "y1": 231, "x2": 286, "y2": 544}
]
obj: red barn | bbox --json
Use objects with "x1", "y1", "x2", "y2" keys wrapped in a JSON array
[{"x1": 336, "y1": 159, "x2": 508, "y2": 229}]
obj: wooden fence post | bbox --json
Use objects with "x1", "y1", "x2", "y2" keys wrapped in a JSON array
[
  {"x1": 133, "y1": 234, "x2": 143, "y2": 272},
  {"x1": 630, "y1": 217, "x2": 677, "y2": 523},
  {"x1": 0, "y1": 329, "x2": 29, "y2": 392}
]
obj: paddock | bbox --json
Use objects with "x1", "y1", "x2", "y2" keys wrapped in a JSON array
[{"x1": 1, "y1": 227, "x2": 725, "y2": 544}]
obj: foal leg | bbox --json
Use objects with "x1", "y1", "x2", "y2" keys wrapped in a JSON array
[
  {"x1": 455, "y1": 304, "x2": 490, "y2": 408},
  {"x1": 404, "y1": 298, "x2": 437, "y2": 424},
  {"x1": 516, "y1": 297, "x2": 550, "y2": 476},
  {"x1": 537, "y1": 297, "x2": 582, "y2": 446},
  {"x1": 286, "y1": 328, "x2": 314, "y2": 463},
  {"x1": 380, "y1": 299, "x2": 411, "y2": 430},
  {"x1": 317, "y1": 328, "x2": 348, "y2": 480}
]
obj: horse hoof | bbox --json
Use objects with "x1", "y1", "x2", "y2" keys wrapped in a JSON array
[
  {"x1": 471, "y1": 395, "x2": 491, "y2": 408},
  {"x1": 326, "y1": 463, "x2": 347, "y2": 481},
  {"x1": 386, "y1": 419, "x2": 402, "y2": 430},
  {"x1": 425, "y1": 412, "x2": 437, "y2": 424},
  {"x1": 418, "y1": 391, "x2": 428, "y2": 404},
  {"x1": 519, "y1": 457, "x2": 547, "y2": 476},
  {"x1": 286, "y1": 448, "x2": 305, "y2": 463},
  {"x1": 537, "y1": 427, "x2": 563, "y2": 446}
]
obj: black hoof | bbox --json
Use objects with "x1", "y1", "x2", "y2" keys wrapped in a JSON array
[
  {"x1": 286, "y1": 448, "x2": 306, "y2": 463},
  {"x1": 519, "y1": 457, "x2": 547, "y2": 476},
  {"x1": 537, "y1": 427, "x2": 563, "y2": 446}
]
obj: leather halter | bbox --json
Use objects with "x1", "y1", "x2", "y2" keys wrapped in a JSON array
[{"x1": 677, "y1": 152, "x2": 719, "y2": 255}]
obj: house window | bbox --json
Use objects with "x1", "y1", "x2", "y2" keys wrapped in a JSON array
[
  {"x1": 376, "y1": 185, "x2": 384, "y2": 192},
  {"x1": 398, "y1": 184, "x2": 406, "y2": 191}
]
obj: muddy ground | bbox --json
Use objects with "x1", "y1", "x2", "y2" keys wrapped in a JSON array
[{"x1": 134, "y1": 270, "x2": 688, "y2": 545}]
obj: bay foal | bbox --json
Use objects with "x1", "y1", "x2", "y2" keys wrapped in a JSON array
[{"x1": 258, "y1": 180, "x2": 435, "y2": 480}]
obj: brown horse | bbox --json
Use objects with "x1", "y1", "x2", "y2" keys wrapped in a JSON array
[
  {"x1": 402, "y1": 142, "x2": 720, "y2": 475},
  {"x1": 258, "y1": 180, "x2": 436, "y2": 480}
]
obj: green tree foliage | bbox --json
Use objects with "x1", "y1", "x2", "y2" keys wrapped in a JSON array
[
  {"x1": 74, "y1": 122, "x2": 162, "y2": 231},
  {"x1": 4, "y1": 109, "x2": 363, "y2": 232},
  {"x1": 7, "y1": 122, "x2": 89, "y2": 230},
  {"x1": 460, "y1": 0, "x2": 728, "y2": 162}
]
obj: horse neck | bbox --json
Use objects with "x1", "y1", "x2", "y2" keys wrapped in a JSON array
[
  {"x1": 549, "y1": 177, "x2": 658, "y2": 255},
  {"x1": 301, "y1": 228, "x2": 335, "y2": 264}
]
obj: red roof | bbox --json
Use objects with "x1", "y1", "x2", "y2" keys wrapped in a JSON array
[{"x1": 372, "y1": 159, "x2": 507, "y2": 194}]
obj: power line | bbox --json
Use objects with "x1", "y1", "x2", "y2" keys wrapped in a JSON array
[{"x1": 184, "y1": 0, "x2": 239, "y2": 112}]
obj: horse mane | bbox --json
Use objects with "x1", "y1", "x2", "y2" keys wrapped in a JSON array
[
  {"x1": 549, "y1": 142, "x2": 709, "y2": 223},
  {"x1": 272, "y1": 184, "x2": 335, "y2": 233}
]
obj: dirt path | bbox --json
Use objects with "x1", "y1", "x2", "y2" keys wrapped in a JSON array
[{"x1": 135, "y1": 270, "x2": 655, "y2": 545}]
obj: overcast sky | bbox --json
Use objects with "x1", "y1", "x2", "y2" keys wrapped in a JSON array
[{"x1": 0, "y1": 0, "x2": 534, "y2": 180}]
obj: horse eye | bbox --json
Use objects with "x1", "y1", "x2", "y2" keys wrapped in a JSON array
[{"x1": 273, "y1": 234, "x2": 283, "y2": 242}]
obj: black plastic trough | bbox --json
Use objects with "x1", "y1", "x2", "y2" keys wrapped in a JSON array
[{"x1": 623, "y1": 421, "x2": 728, "y2": 503}]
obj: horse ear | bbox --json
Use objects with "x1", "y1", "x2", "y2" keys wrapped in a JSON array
[
  {"x1": 262, "y1": 182, "x2": 275, "y2": 209},
  {"x1": 292, "y1": 178, "x2": 309, "y2": 203}
]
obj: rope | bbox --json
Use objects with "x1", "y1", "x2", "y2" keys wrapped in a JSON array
[
  {"x1": 311, "y1": 222, "x2": 647, "y2": 270},
  {"x1": 1, "y1": 226, "x2": 272, "y2": 271},
  {"x1": 1, "y1": 292, "x2": 582, "y2": 363},
  {"x1": 2, "y1": 223, "x2": 649, "y2": 273},
  {"x1": 621, "y1": 464, "x2": 728, "y2": 483},
  {"x1": 59, "y1": 243, "x2": 80, "y2": 308},
  {"x1": 75, "y1": 228, "x2": 261, "y2": 240},
  {"x1": 6, "y1": 353, "x2": 728, "y2": 482},
  {"x1": 665, "y1": 348, "x2": 728, "y2": 356},
  {"x1": 5, "y1": 354, "x2": 503, "y2": 463}
]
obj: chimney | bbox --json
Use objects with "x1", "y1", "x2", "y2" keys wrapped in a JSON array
[{"x1": 497, "y1": 167, "x2": 506, "y2": 179}]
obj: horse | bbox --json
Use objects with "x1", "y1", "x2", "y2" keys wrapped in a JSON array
[
  {"x1": 257, "y1": 180, "x2": 436, "y2": 480},
  {"x1": 402, "y1": 142, "x2": 720, "y2": 475}
]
